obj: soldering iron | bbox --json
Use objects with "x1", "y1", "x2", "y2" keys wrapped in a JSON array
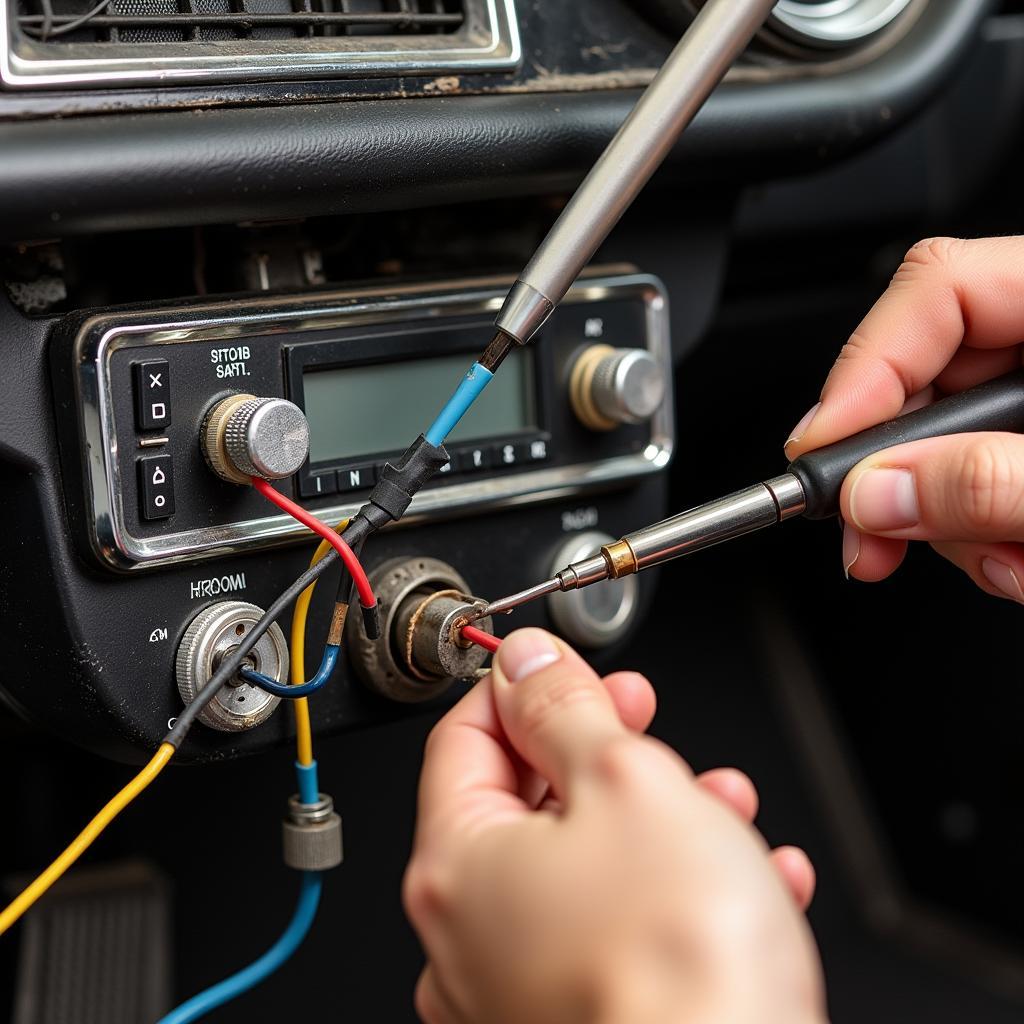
[{"x1": 467, "y1": 370, "x2": 1024, "y2": 622}]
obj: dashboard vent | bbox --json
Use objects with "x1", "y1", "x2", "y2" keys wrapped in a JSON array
[
  {"x1": 1, "y1": 0, "x2": 518, "y2": 87},
  {"x1": 14, "y1": 0, "x2": 464, "y2": 45}
]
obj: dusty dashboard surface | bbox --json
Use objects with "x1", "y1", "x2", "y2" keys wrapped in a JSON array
[{"x1": 3, "y1": 0, "x2": 1024, "y2": 1020}]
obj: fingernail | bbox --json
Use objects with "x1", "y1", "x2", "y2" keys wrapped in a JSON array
[
  {"x1": 784, "y1": 402, "x2": 821, "y2": 454},
  {"x1": 842, "y1": 522, "x2": 860, "y2": 580},
  {"x1": 848, "y1": 467, "x2": 919, "y2": 532},
  {"x1": 981, "y1": 557, "x2": 1024, "y2": 604},
  {"x1": 496, "y1": 629, "x2": 561, "y2": 683}
]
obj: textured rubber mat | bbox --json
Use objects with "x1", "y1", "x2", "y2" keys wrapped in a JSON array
[{"x1": 8, "y1": 860, "x2": 171, "y2": 1024}]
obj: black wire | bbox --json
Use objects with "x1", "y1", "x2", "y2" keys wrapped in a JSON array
[
  {"x1": 164, "y1": 551, "x2": 338, "y2": 748},
  {"x1": 164, "y1": 515, "x2": 374, "y2": 748}
]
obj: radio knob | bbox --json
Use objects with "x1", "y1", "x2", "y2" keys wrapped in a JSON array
[
  {"x1": 570, "y1": 344, "x2": 666, "y2": 431},
  {"x1": 203, "y1": 394, "x2": 310, "y2": 485}
]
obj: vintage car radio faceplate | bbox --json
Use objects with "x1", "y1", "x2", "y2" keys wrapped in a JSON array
[{"x1": 61, "y1": 272, "x2": 673, "y2": 571}]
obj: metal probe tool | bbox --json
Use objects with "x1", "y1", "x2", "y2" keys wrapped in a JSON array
[
  {"x1": 478, "y1": 0, "x2": 779, "y2": 372},
  {"x1": 466, "y1": 369, "x2": 1024, "y2": 623}
]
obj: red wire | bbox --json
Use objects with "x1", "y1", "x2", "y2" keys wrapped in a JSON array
[
  {"x1": 461, "y1": 625, "x2": 501, "y2": 654},
  {"x1": 251, "y1": 477, "x2": 376, "y2": 608}
]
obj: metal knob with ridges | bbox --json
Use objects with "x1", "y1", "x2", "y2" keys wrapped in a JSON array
[
  {"x1": 282, "y1": 794, "x2": 344, "y2": 872},
  {"x1": 203, "y1": 394, "x2": 310, "y2": 484},
  {"x1": 570, "y1": 344, "x2": 666, "y2": 431}
]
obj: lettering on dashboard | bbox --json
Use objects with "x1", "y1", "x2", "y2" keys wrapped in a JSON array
[
  {"x1": 210, "y1": 345, "x2": 252, "y2": 379},
  {"x1": 190, "y1": 573, "x2": 247, "y2": 599},
  {"x1": 562, "y1": 507, "x2": 599, "y2": 532}
]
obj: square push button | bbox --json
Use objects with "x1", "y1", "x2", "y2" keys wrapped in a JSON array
[
  {"x1": 133, "y1": 359, "x2": 171, "y2": 432},
  {"x1": 493, "y1": 442, "x2": 520, "y2": 468},
  {"x1": 458, "y1": 447, "x2": 492, "y2": 473},
  {"x1": 300, "y1": 471, "x2": 337, "y2": 499},
  {"x1": 138, "y1": 455, "x2": 174, "y2": 520},
  {"x1": 337, "y1": 465, "x2": 376, "y2": 493}
]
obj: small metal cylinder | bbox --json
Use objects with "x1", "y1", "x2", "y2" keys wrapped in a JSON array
[
  {"x1": 625, "y1": 483, "x2": 781, "y2": 570},
  {"x1": 346, "y1": 557, "x2": 492, "y2": 703},
  {"x1": 396, "y1": 591, "x2": 494, "y2": 680},
  {"x1": 282, "y1": 794, "x2": 343, "y2": 872},
  {"x1": 203, "y1": 393, "x2": 310, "y2": 484}
]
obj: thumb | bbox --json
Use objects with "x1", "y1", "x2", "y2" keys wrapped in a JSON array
[
  {"x1": 841, "y1": 432, "x2": 1024, "y2": 542},
  {"x1": 491, "y1": 628, "x2": 628, "y2": 800}
]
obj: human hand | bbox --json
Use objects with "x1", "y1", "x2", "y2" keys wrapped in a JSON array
[
  {"x1": 403, "y1": 628, "x2": 825, "y2": 1024},
  {"x1": 785, "y1": 235, "x2": 1024, "y2": 601}
]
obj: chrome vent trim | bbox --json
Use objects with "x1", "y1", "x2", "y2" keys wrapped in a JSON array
[{"x1": 1, "y1": 0, "x2": 519, "y2": 88}]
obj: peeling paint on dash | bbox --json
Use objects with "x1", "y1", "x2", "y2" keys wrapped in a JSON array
[{"x1": 423, "y1": 75, "x2": 462, "y2": 94}]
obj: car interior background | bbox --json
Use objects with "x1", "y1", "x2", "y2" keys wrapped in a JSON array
[{"x1": 2, "y1": 0, "x2": 1024, "y2": 1020}]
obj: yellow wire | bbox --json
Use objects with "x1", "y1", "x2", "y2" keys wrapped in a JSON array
[
  {"x1": 0, "y1": 519, "x2": 351, "y2": 932},
  {"x1": 290, "y1": 519, "x2": 349, "y2": 767},
  {"x1": 0, "y1": 741, "x2": 175, "y2": 936}
]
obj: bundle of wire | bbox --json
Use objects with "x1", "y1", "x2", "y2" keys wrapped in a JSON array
[
  {"x1": 0, "y1": 355, "x2": 502, "y2": 1016},
  {"x1": 156, "y1": 517, "x2": 350, "y2": 1022},
  {"x1": 0, "y1": 510, "x2": 364, "y2": 1019}
]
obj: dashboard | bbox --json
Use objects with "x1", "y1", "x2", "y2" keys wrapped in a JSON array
[{"x1": 4, "y1": 0, "x2": 1024, "y2": 1020}]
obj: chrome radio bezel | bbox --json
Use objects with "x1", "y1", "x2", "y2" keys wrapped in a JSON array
[{"x1": 73, "y1": 272, "x2": 674, "y2": 571}]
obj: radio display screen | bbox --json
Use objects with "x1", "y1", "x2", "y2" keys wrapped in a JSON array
[{"x1": 303, "y1": 348, "x2": 536, "y2": 464}]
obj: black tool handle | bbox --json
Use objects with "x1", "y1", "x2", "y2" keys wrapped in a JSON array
[{"x1": 788, "y1": 369, "x2": 1024, "y2": 520}]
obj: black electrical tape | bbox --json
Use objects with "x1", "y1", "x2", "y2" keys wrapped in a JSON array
[
  {"x1": 361, "y1": 601, "x2": 381, "y2": 641},
  {"x1": 165, "y1": 553, "x2": 338, "y2": 748},
  {"x1": 349, "y1": 435, "x2": 449, "y2": 537}
]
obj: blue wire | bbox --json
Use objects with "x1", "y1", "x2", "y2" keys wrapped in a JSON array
[
  {"x1": 295, "y1": 760, "x2": 320, "y2": 805},
  {"x1": 425, "y1": 362, "x2": 494, "y2": 447},
  {"x1": 156, "y1": 872, "x2": 323, "y2": 1024},
  {"x1": 240, "y1": 644, "x2": 339, "y2": 698}
]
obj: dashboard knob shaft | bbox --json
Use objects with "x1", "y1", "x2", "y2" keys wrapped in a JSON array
[
  {"x1": 203, "y1": 393, "x2": 310, "y2": 484},
  {"x1": 570, "y1": 344, "x2": 666, "y2": 431}
]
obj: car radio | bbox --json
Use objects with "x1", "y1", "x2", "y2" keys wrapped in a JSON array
[{"x1": 55, "y1": 270, "x2": 673, "y2": 571}]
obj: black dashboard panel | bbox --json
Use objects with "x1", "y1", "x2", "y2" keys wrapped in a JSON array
[{"x1": 0, "y1": 0, "x2": 992, "y2": 242}]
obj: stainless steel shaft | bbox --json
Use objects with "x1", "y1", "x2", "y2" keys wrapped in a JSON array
[
  {"x1": 612, "y1": 474, "x2": 806, "y2": 572},
  {"x1": 464, "y1": 474, "x2": 807, "y2": 624},
  {"x1": 493, "y1": 0, "x2": 778, "y2": 345}
]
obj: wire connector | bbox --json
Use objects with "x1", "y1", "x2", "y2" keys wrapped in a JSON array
[
  {"x1": 361, "y1": 600, "x2": 381, "y2": 641},
  {"x1": 348, "y1": 434, "x2": 449, "y2": 541},
  {"x1": 282, "y1": 793, "x2": 343, "y2": 872}
]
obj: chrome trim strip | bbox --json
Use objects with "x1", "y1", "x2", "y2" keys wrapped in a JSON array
[
  {"x1": 1, "y1": 0, "x2": 519, "y2": 89},
  {"x1": 74, "y1": 273, "x2": 674, "y2": 571}
]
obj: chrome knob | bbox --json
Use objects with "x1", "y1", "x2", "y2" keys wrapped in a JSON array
[
  {"x1": 203, "y1": 393, "x2": 310, "y2": 485},
  {"x1": 175, "y1": 600, "x2": 288, "y2": 732},
  {"x1": 570, "y1": 344, "x2": 666, "y2": 431},
  {"x1": 548, "y1": 531, "x2": 639, "y2": 649}
]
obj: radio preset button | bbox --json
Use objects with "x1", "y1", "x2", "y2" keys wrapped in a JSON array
[
  {"x1": 458, "y1": 447, "x2": 492, "y2": 473},
  {"x1": 493, "y1": 442, "x2": 520, "y2": 467},
  {"x1": 300, "y1": 471, "x2": 337, "y2": 499},
  {"x1": 138, "y1": 454, "x2": 175, "y2": 520},
  {"x1": 337, "y1": 465, "x2": 376, "y2": 493},
  {"x1": 133, "y1": 359, "x2": 171, "y2": 432},
  {"x1": 516, "y1": 438, "x2": 549, "y2": 464}
]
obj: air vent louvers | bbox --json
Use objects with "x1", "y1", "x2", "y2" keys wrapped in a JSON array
[
  {"x1": 0, "y1": 0, "x2": 518, "y2": 88},
  {"x1": 16, "y1": 0, "x2": 464, "y2": 45}
]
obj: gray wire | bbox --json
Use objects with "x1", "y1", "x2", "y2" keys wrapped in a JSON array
[{"x1": 164, "y1": 552, "x2": 338, "y2": 748}]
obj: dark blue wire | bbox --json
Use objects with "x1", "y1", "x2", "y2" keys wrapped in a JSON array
[{"x1": 240, "y1": 644, "x2": 339, "y2": 698}]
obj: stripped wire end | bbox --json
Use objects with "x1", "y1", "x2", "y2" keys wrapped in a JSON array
[{"x1": 327, "y1": 603, "x2": 348, "y2": 646}]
